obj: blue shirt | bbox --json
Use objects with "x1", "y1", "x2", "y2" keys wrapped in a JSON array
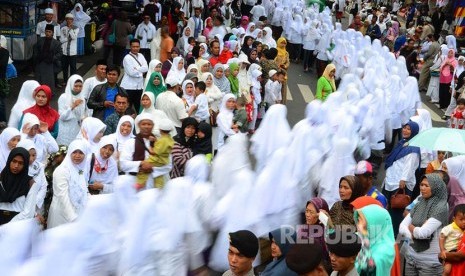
[
  {"x1": 367, "y1": 186, "x2": 388, "y2": 208},
  {"x1": 104, "y1": 86, "x2": 118, "y2": 120}
]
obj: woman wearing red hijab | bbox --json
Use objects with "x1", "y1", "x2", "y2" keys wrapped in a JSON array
[{"x1": 22, "y1": 85, "x2": 60, "y2": 138}]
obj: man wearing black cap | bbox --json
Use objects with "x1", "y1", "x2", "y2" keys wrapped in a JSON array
[
  {"x1": 326, "y1": 229, "x2": 361, "y2": 276},
  {"x1": 33, "y1": 24, "x2": 63, "y2": 89},
  {"x1": 223, "y1": 230, "x2": 259, "y2": 276},
  {"x1": 286, "y1": 243, "x2": 329, "y2": 276}
]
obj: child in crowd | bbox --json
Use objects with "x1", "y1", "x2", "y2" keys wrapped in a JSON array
[
  {"x1": 440, "y1": 204, "x2": 465, "y2": 275},
  {"x1": 450, "y1": 98, "x2": 465, "y2": 129},
  {"x1": 135, "y1": 119, "x2": 175, "y2": 190},
  {"x1": 264, "y1": 70, "x2": 283, "y2": 108},
  {"x1": 233, "y1": 96, "x2": 248, "y2": 133},
  {"x1": 219, "y1": 41, "x2": 233, "y2": 64},
  {"x1": 194, "y1": 122, "x2": 213, "y2": 163},
  {"x1": 188, "y1": 81, "x2": 210, "y2": 122}
]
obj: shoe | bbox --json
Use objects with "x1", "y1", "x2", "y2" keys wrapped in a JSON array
[{"x1": 442, "y1": 115, "x2": 450, "y2": 120}]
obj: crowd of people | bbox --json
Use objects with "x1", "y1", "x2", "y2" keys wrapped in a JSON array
[{"x1": 0, "y1": 0, "x2": 465, "y2": 275}]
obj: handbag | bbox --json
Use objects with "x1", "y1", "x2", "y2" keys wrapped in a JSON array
[
  {"x1": 108, "y1": 22, "x2": 116, "y2": 44},
  {"x1": 209, "y1": 108, "x2": 218, "y2": 127},
  {"x1": 430, "y1": 70, "x2": 440, "y2": 77},
  {"x1": 390, "y1": 189, "x2": 411, "y2": 209},
  {"x1": 6, "y1": 63, "x2": 17, "y2": 79}
]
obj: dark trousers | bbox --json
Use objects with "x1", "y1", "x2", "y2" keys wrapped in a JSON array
[
  {"x1": 383, "y1": 187, "x2": 413, "y2": 239},
  {"x1": 62, "y1": 55, "x2": 77, "y2": 83},
  {"x1": 303, "y1": 49, "x2": 315, "y2": 70},
  {"x1": 271, "y1": 25, "x2": 283, "y2": 41},
  {"x1": 126, "y1": 89, "x2": 143, "y2": 112},
  {"x1": 439, "y1": 82, "x2": 451, "y2": 109},
  {"x1": 103, "y1": 45, "x2": 113, "y2": 65},
  {"x1": 113, "y1": 45, "x2": 126, "y2": 66},
  {"x1": 287, "y1": 43, "x2": 302, "y2": 61},
  {"x1": 316, "y1": 58, "x2": 328, "y2": 78},
  {"x1": 140, "y1": 48, "x2": 151, "y2": 65}
]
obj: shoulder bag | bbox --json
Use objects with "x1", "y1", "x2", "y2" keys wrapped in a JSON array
[
  {"x1": 108, "y1": 22, "x2": 116, "y2": 45},
  {"x1": 390, "y1": 188, "x2": 411, "y2": 209}
]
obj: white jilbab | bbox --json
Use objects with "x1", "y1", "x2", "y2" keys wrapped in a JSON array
[
  {"x1": 166, "y1": 56, "x2": 186, "y2": 85},
  {"x1": 119, "y1": 113, "x2": 173, "y2": 189},
  {"x1": 138, "y1": 91, "x2": 170, "y2": 136},
  {"x1": 76, "y1": 117, "x2": 107, "y2": 154},
  {"x1": 89, "y1": 136, "x2": 118, "y2": 194},
  {"x1": 201, "y1": 72, "x2": 223, "y2": 113},
  {"x1": 150, "y1": 28, "x2": 162, "y2": 62},
  {"x1": 0, "y1": 127, "x2": 20, "y2": 171},
  {"x1": 182, "y1": 80, "x2": 195, "y2": 113},
  {"x1": 106, "y1": 115, "x2": 135, "y2": 156},
  {"x1": 216, "y1": 94, "x2": 237, "y2": 150},
  {"x1": 8, "y1": 80, "x2": 40, "y2": 129},
  {"x1": 16, "y1": 139, "x2": 47, "y2": 214},
  {"x1": 20, "y1": 113, "x2": 59, "y2": 164},
  {"x1": 250, "y1": 104, "x2": 291, "y2": 173},
  {"x1": 47, "y1": 140, "x2": 90, "y2": 228},
  {"x1": 57, "y1": 75, "x2": 87, "y2": 146}
]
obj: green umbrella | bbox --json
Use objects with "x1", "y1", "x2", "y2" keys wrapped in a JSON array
[
  {"x1": 408, "y1": 127, "x2": 465, "y2": 153},
  {"x1": 307, "y1": 0, "x2": 326, "y2": 12}
]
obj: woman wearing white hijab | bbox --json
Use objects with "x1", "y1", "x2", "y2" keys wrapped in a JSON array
[
  {"x1": 139, "y1": 91, "x2": 170, "y2": 136},
  {"x1": 8, "y1": 80, "x2": 40, "y2": 129},
  {"x1": 144, "y1": 59, "x2": 164, "y2": 89},
  {"x1": 249, "y1": 69, "x2": 262, "y2": 132},
  {"x1": 70, "y1": 3, "x2": 91, "y2": 56},
  {"x1": 16, "y1": 139, "x2": 48, "y2": 214},
  {"x1": 0, "y1": 127, "x2": 20, "y2": 171},
  {"x1": 106, "y1": 115, "x2": 135, "y2": 159},
  {"x1": 445, "y1": 56, "x2": 465, "y2": 118},
  {"x1": 76, "y1": 117, "x2": 106, "y2": 154},
  {"x1": 216, "y1": 93, "x2": 237, "y2": 150},
  {"x1": 199, "y1": 43, "x2": 210, "y2": 59},
  {"x1": 20, "y1": 113, "x2": 58, "y2": 164},
  {"x1": 166, "y1": 56, "x2": 186, "y2": 85},
  {"x1": 181, "y1": 79, "x2": 196, "y2": 111},
  {"x1": 288, "y1": 14, "x2": 304, "y2": 63},
  {"x1": 47, "y1": 139, "x2": 89, "y2": 228},
  {"x1": 176, "y1": 26, "x2": 192, "y2": 56},
  {"x1": 57, "y1": 75, "x2": 86, "y2": 146},
  {"x1": 196, "y1": 58, "x2": 210, "y2": 78},
  {"x1": 88, "y1": 135, "x2": 118, "y2": 194},
  {"x1": 260, "y1": 27, "x2": 276, "y2": 49},
  {"x1": 442, "y1": 156, "x2": 465, "y2": 190},
  {"x1": 201, "y1": 72, "x2": 223, "y2": 114}
]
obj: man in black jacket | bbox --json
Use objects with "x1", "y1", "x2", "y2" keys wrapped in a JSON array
[
  {"x1": 33, "y1": 24, "x2": 63, "y2": 89},
  {"x1": 87, "y1": 65, "x2": 130, "y2": 121}
]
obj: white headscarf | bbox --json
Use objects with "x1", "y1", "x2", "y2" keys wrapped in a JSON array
[
  {"x1": 63, "y1": 74, "x2": 86, "y2": 121},
  {"x1": 251, "y1": 104, "x2": 291, "y2": 173},
  {"x1": 16, "y1": 139, "x2": 39, "y2": 176},
  {"x1": 182, "y1": 80, "x2": 195, "y2": 107},
  {"x1": 443, "y1": 156, "x2": 465, "y2": 189},
  {"x1": 8, "y1": 80, "x2": 40, "y2": 128},
  {"x1": 0, "y1": 127, "x2": 21, "y2": 171},
  {"x1": 166, "y1": 56, "x2": 186, "y2": 85},
  {"x1": 78, "y1": 117, "x2": 107, "y2": 154},
  {"x1": 134, "y1": 113, "x2": 155, "y2": 135},
  {"x1": 20, "y1": 113, "x2": 40, "y2": 136},
  {"x1": 70, "y1": 3, "x2": 91, "y2": 38},
  {"x1": 260, "y1": 27, "x2": 276, "y2": 49},
  {"x1": 199, "y1": 43, "x2": 210, "y2": 59},
  {"x1": 139, "y1": 92, "x2": 170, "y2": 136},
  {"x1": 181, "y1": 26, "x2": 192, "y2": 54},
  {"x1": 61, "y1": 139, "x2": 89, "y2": 215},
  {"x1": 113, "y1": 115, "x2": 135, "y2": 152},
  {"x1": 144, "y1": 59, "x2": 163, "y2": 89},
  {"x1": 245, "y1": 23, "x2": 256, "y2": 38}
]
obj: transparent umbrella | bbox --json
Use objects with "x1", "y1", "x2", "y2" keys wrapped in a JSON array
[{"x1": 408, "y1": 128, "x2": 465, "y2": 154}]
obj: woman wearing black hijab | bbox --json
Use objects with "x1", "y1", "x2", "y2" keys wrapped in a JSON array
[
  {"x1": 241, "y1": 35, "x2": 254, "y2": 56},
  {"x1": 0, "y1": 147, "x2": 34, "y2": 225},
  {"x1": 170, "y1": 117, "x2": 199, "y2": 178},
  {"x1": 193, "y1": 122, "x2": 213, "y2": 162}
]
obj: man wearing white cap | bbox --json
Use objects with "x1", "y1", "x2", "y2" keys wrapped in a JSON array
[
  {"x1": 155, "y1": 76, "x2": 187, "y2": 133},
  {"x1": 60, "y1": 13, "x2": 79, "y2": 84},
  {"x1": 264, "y1": 69, "x2": 283, "y2": 107},
  {"x1": 36, "y1": 8, "x2": 61, "y2": 40}
]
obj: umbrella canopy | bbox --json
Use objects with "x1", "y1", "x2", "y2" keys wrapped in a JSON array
[{"x1": 408, "y1": 127, "x2": 465, "y2": 153}]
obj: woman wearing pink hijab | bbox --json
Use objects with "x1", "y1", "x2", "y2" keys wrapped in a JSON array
[{"x1": 439, "y1": 48, "x2": 458, "y2": 109}]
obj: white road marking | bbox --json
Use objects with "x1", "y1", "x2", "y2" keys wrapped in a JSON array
[
  {"x1": 421, "y1": 103, "x2": 444, "y2": 123},
  {"x1": 286, "y1": 84, "x2": 293, "y2": 101},
  {"x1": 298, "y1": 84, "x2": 314, "y2": 103}
]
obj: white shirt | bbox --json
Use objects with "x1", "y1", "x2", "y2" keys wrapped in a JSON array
[
  {"x1": 0, "y1": 182, "x2": 40, "y2": 222},
  {"x1": 193, "y1": 94, "x2": 210, "y2": 121},
  {"x1": 135, "y1": 22, "x2": 157, "y2": 49},
  {"x1": 36, "y1": 20, "x2": 61, "y2": 39},
  {"x1": 250, "y1": 6, "x2": 266, "y2": 23},
  {"x1": 155, "y1": 90, "x2": 188, "y2": 128},
  {"x1": 89, "y1": 157, "x2": 119, "y2": 194},
  {"x1": 121, "y1": 52, "x2": 149, "y2": 90},
  {"x1": 23, "y1": 132, "x2": 59, "y2": 165},
  {"x1": 60, "y1": 25, "x2": 79, "y2": 56},
  {"x1": 384, "y1": 153, "x2": 419, "y2": 191},
  {"x1": 264, "y1": 80, "x2": 282, "y2": 105}
]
